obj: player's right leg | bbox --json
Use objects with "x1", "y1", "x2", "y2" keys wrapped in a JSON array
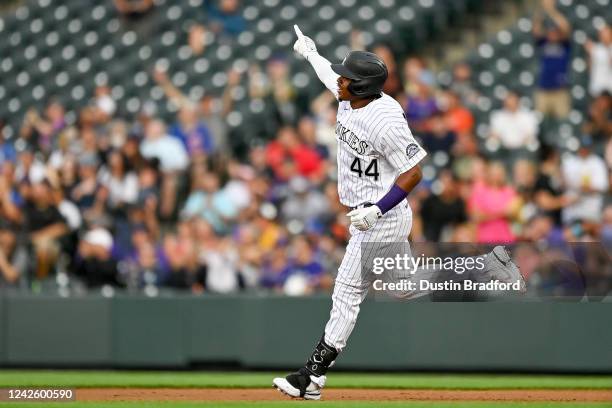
[
  {"x1": 272, "y1": 336, "x2": 337, "y2": 400},
  {"x1": 273, "y1": 228, "x2": 369, "y2": 400}
]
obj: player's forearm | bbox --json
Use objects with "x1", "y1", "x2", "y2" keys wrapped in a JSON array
[
  {"x1": 306, "y1": 53, "x2": 339, "y2": 93},
  {"x1": 396, "y1": 165, "x2": 423, "y2": 193},
  {"x1": 376, "y1": 166, "x2": 422, "y2": 215}
]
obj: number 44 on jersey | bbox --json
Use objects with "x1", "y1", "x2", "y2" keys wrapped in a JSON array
[{"x1": 350, "y1": 157, "x2": 379, "y2": 181}]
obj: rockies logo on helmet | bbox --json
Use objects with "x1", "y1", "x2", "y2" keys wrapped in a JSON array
[{"x1": 331, "y1": 51, "x2": 388, "y2": 98}]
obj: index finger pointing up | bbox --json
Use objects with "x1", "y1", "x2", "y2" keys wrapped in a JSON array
[{"x1": 294, "y1": 24, "x2": 304, "y2": 38}]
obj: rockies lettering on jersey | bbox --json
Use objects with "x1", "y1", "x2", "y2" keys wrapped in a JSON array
[
  {"x1": 335, "y1": 94, "x2": 427, "y2": 207},
  {"x1": 335, "y1": 122, "x2": 368, "y2": 155}
]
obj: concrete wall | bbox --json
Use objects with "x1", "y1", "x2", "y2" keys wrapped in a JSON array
[{"x1": 0, "y1": 293, "x2": 610, "y2": 372}]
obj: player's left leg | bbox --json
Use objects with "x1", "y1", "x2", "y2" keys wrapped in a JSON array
[
  {"x1": 474, "y1": 246, "x2": 526, "y2": 291},
  {"x1": 390, "y1": 245, "x2": 526, "y2": 300}
]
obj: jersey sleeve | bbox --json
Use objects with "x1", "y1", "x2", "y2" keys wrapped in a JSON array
[
  {"x1": 380, "y1": 125, "x2": 427, "y2": 173},
  {"x1": 307, "y1": 53, "x2": 340, "y2": 99}
]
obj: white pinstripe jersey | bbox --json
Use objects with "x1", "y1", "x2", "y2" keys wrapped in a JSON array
[{"x1": 334, "y1": 93, "x2": 427, "y2": 207}]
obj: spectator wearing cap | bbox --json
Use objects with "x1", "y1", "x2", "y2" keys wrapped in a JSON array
[
  {"x1": 584, "y1": 25, "x2": 612, "y2": 97},
  {"x1": 532, "y1": 0, "x2": 572, "y2": 118},
  {"x1": 74, "y1": 227, "x2": 119, "y2": 288},
  {"x1": 561, "y1": 136, "x2": 608, "y2": 224},
  {"x1": 489, "y1": 92, "x2": 539, "y2": 151}
]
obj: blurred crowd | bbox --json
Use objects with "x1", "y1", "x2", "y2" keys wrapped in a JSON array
[{"x1": 0, "y1": 0, "x2": 611, "y2": 295}]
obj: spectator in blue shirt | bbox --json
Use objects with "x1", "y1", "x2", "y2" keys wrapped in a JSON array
[
  {"x1": 277, "y1": 236, "x2": 327, "y2": 295},
  {"x1": 181, "y1": 170, "x2": 238, "y2": 234},
  {"x1": 207, "y1": 0, "x2": 246, "y2": 37},
  {"x1": 0, "y1": 142, "x2": 16, "y2": 165},
  {"x1": 532, "y1": 0, "x2": 572, "y2": 118},
  {"x1": 169, "y1": 105, "x2": 214, "y2": 159},
  {"x1": 0, "y1": 121, "x2": 15, "y2": 165}
]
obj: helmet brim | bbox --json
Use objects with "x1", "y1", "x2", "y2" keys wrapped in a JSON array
[{"x1": 331, "y1": 63, "x2": 362, "y2": 81}]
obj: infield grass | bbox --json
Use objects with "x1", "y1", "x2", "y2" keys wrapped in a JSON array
[{"x1": 0, "y1": 370, "x2": 611, "y2": 389}]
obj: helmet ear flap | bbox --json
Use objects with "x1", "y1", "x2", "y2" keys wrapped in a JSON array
[{"x1": 347, "y1": 79, "x2": 364, "y2": 96}]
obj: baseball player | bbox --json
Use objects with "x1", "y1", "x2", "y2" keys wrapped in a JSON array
[{"x1": 273, "y1": 25, "x2": 525, "y2": 400}]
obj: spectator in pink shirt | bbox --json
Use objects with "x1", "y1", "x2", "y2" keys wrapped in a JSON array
[{"x1": 468, "y1": 161, "x2": 518, "y2": 243}]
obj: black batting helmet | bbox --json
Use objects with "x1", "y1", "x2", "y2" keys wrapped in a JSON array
[{"x1": 331, "y1": 51, "x2": 388, "y2": 98}]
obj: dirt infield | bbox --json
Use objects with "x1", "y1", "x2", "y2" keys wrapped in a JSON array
[{"x1": 77, "y1": 388, "x2": 612, "y2": 402}]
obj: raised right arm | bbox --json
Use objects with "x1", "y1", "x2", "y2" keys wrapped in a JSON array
[{"x1": 293, "y1": 25, "x2": 339, "y2": 99}]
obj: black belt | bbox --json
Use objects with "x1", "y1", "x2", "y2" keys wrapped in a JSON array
[{"x1": 349, "y1": 202, "x2": 374, "y2": 211}]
